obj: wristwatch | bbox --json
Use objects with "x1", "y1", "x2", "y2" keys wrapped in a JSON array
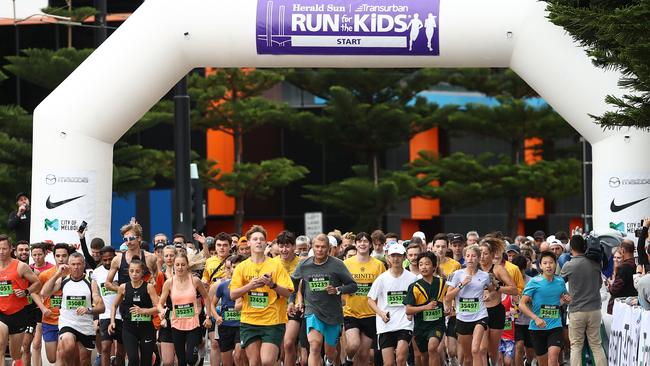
[
  {"x1": 24, "y1": 289, "x2": 29, "y2": 296},
  {"x1": 458, "y1": 284, "x2": 464, "y2": 290},
  {"x1": 86, "y1": 307, "x2": 93, "y2": 314}
]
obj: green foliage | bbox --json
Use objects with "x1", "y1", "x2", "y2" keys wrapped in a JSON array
[
  {"x1": 4, "y1": 48, "x2": 95, "y2": 89},
  {"x1": 544, "y1": 0, "x2": 650, "y2": 130},
  {"x1": 304, "y1": 166, "x2": 418, "y2": 231},
  {"x1": 41, "y1": 6, "x2": 96, "y2": 22},
  {"x1": 215, "y1": 158, "x2": 308, "y2": 199}
]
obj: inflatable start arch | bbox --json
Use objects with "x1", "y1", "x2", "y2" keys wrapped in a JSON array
[{"x1": 30, "y1": 0, "x2": 650, "y2": 243}]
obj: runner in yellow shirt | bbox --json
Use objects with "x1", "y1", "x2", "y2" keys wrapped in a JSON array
[
  {"x1": 230, "y1": 225, "x2": 294, "y2": 366},
  {"x1": 432, "y1": 233, "x2": 461, "y2": 278},
  {"x1": 272, "y1": 231, "x2": 303, "y2": 366},
  {"x1": 343, "y1": 232, "x2": 386, "y2": 366}
]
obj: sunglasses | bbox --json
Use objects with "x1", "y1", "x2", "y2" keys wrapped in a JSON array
[{"x1": 123, "y1": 236, "x2": 137, "y2": 242}]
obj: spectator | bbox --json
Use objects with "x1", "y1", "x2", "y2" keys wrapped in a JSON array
[
  {"x1": 560, "y1": 235, "x2": 607, "y2": 366},
  {"x1": 466, "y1": 230, "x2": 479, "y2": 245},
  {"x1": 607, "y1": 239, "x2": 637, "y2": 314},
  {"x1": 7, "y1": 192, "x2": 30, "y2": 242},
  {"x1": 637, "y1": 217, "x2": 649, "y2": 273},
  {"x1": 637, "y1": 241, "x2": 650, "y2": 310}
]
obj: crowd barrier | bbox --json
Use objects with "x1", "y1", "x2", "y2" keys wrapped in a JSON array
[{"x1": 608, "y1": 299, "x2": 650, "y2": 366}]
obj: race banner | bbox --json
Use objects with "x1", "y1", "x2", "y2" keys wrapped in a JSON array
[
  {"x1": 256, "y1": 0, "x2": 440, "y2": 55},
  {"x1": 31, "y1": 169, "x2": 96, "y2": 250},
  {"x1": 609, "y1": 300, "x2": 643, "y2": 366},
  {"x1": 594, "y1": 172, "x2": 650, "y2": 236}
]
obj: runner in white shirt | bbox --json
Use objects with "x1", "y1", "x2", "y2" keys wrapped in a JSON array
[
  {"x1": 91, "y1": 246, "x2": 126, "y2": 366},
  {"x1": 42, "y1": 252, "x2": 104, "y2": 366},
  {"x1": 445, "y1": 245, "x2": 494, "y2": 366},
  {"x1": 368, "y1": 244, "x2": 418, "y2": 366}
]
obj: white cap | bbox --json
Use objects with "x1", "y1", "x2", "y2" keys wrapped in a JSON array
[
  {"x1": 412, "y1": 231, "x2": 426, "y2": 241},
  {"x1": 327, "y1": 235, "x2": 338, "y2": 247},
  {"x1": 548, "y1": 237, "x2": 563, "y2": 248},
  {"x1": 387, "y1": 244, "x2": 406, "y2": 256}
]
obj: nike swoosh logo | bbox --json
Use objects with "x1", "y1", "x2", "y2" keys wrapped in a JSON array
[
  {"x1": 610, "y1": 197, "x2": 649, "y2": 212},
  {"x1": 46, "y1": 195, "x2": 85, "y2": 209}
]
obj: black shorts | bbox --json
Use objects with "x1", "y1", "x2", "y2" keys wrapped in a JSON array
[
  {"x1": 344, "y1": 316, "x2": 377, "y2": 341},
  {"x1": 531, "y1": 327, "x2": 563, "y2": 356},
  {"x1": 59, "y1": 326, "x2": 95, "y2": 350},
  {"x1": 378, "y1": 330, "x2": 412, "y2": 350},
  {"x1": 25, "y1": 305, "x2": 41, "y2": 330},
  {"x1": 158, "y1": 324, "x2": 173, "y2": 343},
  {"x1": 514, "y1": 324, "x2": 533, "y2": 348},
  {"x1": 414, "y1": 323, "x2": 445, "y2": 353},
  {"x1": 99, "y1": 319, "x2": 123, "y2": 343},
  {"x1": 455, "y1": 318, "x2": 488, "y2": 336},
  {"x1": 445, "y1": 316, "x2": 457, "y2": 338},
  {"x1": 288, "y1": 312, "x2": 303, "y2": 323},
  {"x1": 0, "y1": 307, "x2": 29, "y2": 335},
  {"x1": 299, "y1": 316, "x2": 309, "y2": 349},
  {"x1": 487, "y1": 303, "x2": 506, "y2": 329},
  {"x1": 218, "y1": 325, "x2": 240, "y2": 352}
]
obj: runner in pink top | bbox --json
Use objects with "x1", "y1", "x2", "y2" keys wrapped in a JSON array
[{"x1": 158, "y1": 253, "x2": 211, "y2": 366}]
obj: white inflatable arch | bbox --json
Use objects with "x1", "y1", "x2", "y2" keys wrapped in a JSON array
[{"x1": 30, "y1": 0, "x2": 650, "y2": 243}]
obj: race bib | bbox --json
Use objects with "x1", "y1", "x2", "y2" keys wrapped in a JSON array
[
  {"x1": 248, "y1": 291, "x2": 269, "y2": 309},
  {"x1": 66, "y1": 295, "x2": 88, "y2": 309},
  {"x1": 459, "y1": 298, "x2": 480, "y2": 313},
  {"x1": 0, "y1": 280, "x2": 13, "y2": 296},
  {"x1": 50, "y1": 295, "x2": 62, "y2": 309},
  {"x1": 504, "y1": 319, "x2": 513, "y2": 330},
  {"x1": 423, "y1": 307, "x2": 443, "y2": 322},
  {"x1": 387, "y1": 291, "x2": 406, "y2": 306},
  {"x1": 539, "y1": 305, "x2": 560, "y2": 319},
  {"x1": 174, "y1": 303, "x2": 195, "y2": 318},
  {"x1": 355, "y1": 283, "x2": 371, "y2": 296},
  {"x1": 100, "y1": 283, "x2": 116, "y2": 297},
  {"x1": 308, "y1": 275, "x2": 330, "y2": 292},
  {"x1": 224, "y1": 310, "x2": 241, "y2": 321},
  {"x1": 131, "y1": 313, "x2": 152, "y2": 322}
]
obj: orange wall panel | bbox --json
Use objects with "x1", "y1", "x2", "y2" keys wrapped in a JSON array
[
  {"x1": 400, "y1": 219, "x2": 421, "y2": 241},
  {"x1": 410, "y1": 128, "x2": 440, "y2": 219},
  {"x1": 525, "y1": 198, "x2": 545, "y2": 219},
  {"x1": 207, "y1": 129, "x2": 235, "y2": 216},
  {"x1": 524, "y1": 137, "x2": 545, "y2": 218}
]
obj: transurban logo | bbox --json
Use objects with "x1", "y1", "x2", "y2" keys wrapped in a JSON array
[
  {"x1": 355, "y1": 4, "x2": 410, "y2": 12},
  {"x1": 44, "y1": 218, "x2": 60, "y2": 231}
]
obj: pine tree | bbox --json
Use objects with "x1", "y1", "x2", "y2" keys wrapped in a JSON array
[
  {"x1": 189, "y1": 69, "x2": 309, "y2": 233},
  {"x1": 544, "y1": 0, "x2": 650, "y2": 130},
  {"x1": 412, "y1": 69, "x2": 582, "y2": 235}
]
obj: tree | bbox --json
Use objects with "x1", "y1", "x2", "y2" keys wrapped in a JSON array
[
  {"x1": 303, "y1": 166, "x2": 417, "y2": 231},
  {"x1": 411, "y1": 69, "x2": 582, "y2": 235},
  {"x1": 544, "y1": 0, "x2": 650, "y2": 130},
  {"x1": 410, "y1": 151, "x2": 581, "y2": 235},
  {"x1": 212, "y1": 158, "x2": 309, "y2": 232},
  {"x1": 189, "y1": 68, "x2": 309, "y2": 233}
]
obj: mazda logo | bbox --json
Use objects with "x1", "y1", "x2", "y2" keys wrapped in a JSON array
[
  {"x1": 609, "y1": 177, "x2": 621, "y2": 188},
  {"x1": 45, "y1": 174, "x2": 56, "y2": 185}
]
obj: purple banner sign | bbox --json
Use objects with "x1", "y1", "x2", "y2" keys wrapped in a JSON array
[{"x1": 256, "y1": 0, "x2": 440, "y2": 55}]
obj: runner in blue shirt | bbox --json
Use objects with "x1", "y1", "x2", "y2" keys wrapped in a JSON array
[
  {"x1": 211, "y1": 255, "x2": 246, "y2": 366},
  {"x1": 519, "y1": 251, "x2": 571, "y2": 366}
]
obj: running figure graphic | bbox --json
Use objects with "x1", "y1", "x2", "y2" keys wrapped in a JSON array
[
  {"x1": 425, "y1": 13, "x2": 437, "y2": 51},
  {"x1": 408, "y1": 14, "x2": 424, "y2": 51}
]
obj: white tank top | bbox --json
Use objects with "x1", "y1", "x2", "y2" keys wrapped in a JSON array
[
  {"x1": 59, "y1": 276, "x2": 94, "y2": 335},
  {"x1": 91, "y1": 266, "x2": 120, "y2": 320}
]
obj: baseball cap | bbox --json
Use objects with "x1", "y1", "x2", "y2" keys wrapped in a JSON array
[
  {"x1": 506, "y1": 244, "x2": 520, "y2": 254},
  {"x1": 15, "y1": 192, "x2": 28, "y2": 201},
  {"x1": 533, "y1": 230, "x2": 546, "y2": 240},
  {"x1": 548, "y1": 238, "x2": 563, "y2": 248},
  {"x1": 412, "y1": 231, "x2": 426, "y2": 242},
  {"x1": 450, "y1": 233, "x2": 465, "y2": 243},
  {"x1": 387, "y1": 244, "x2": 406, "y2": 256},
  {"x1": 327, "y1": 235, "x2": 338, "y2": 247},
  {"x1": 237, "y1": 237, "x2": 248, "y2": 246}
]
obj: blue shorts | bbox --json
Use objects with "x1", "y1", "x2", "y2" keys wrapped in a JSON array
[
  {"x1": 306, "y1": 314, "x2": 340, "y2": 347},
  {"x1": 42, "y1": 323, "x2": 59, "y2": 343}
]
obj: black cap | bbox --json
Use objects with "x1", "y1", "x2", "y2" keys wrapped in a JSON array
[
  {"x1": 15, "y1": 192, "x2": 28, "y2": 201},
  {"x1": 533, "y1": 230, "x2": 546, "y2": 240},
  {"x1": 450, "y1": 233, "x2": 465, "y2": 243}
]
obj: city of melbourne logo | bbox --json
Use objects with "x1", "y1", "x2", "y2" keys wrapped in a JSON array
[
  {"x1": 609, "y1": 221, "x2": 625, "y2": 232},
  {"x1": 44, "y1": 218, "x2": 60, "y2": 231}
]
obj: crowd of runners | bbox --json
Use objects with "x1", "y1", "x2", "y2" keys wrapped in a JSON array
[{"x1": 1, "y1": 217, "x2": 648, "y2": 366}]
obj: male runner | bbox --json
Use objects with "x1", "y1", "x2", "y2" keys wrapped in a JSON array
[
  {"x1": 343, "y1": 232, "x2": 385, "y2": 366},
  {"x1": 0, "y1": 235, "x2": 42, "y2": 365}
]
